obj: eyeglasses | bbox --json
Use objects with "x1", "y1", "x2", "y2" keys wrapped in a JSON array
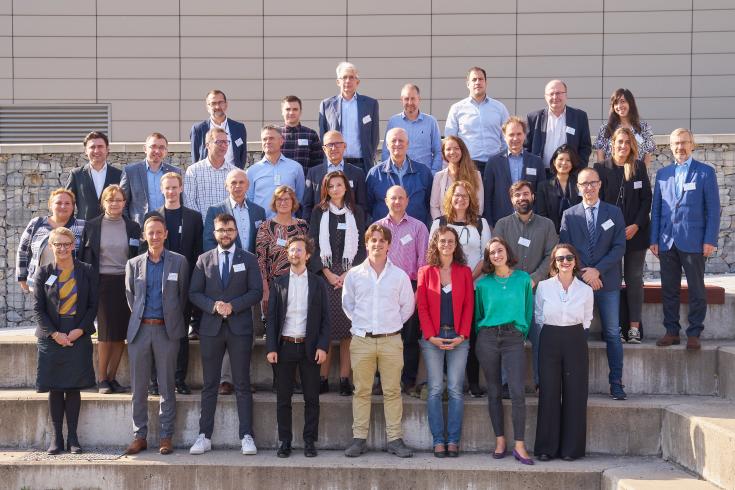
[
  {"x1": 276, "y1": 197, "x2": 292, "y2": 203},
  {"x1": 554, "y1": 255, "x2": 575, "y2": 263},
  {"x1": 207, "y1": 100, "x2": 226, "y2": 107},
  {"x1": 452, "y1": 194, "x2": 469, "y2": 200},
  {"x1": 51, "y1": 242, "x2": 74, "y2": 249},
  {"x1": 545, "y1": 91, "x2": 566, "y2": 97},
  {"x1": 438, "y1": 239, "x2": 456, "y2": 245},
  {"x1": 214, "y1": 228, "x2": 236, "y2": 234},
  {"x1": 105, "y1": 198, "x2": 125, "y2": 203},
  {"x1": 323, "y1": 142, "x2": 345, "y2": 149},
  {"x1": 577, "y1": 181, "x2": 600, "y2": 188},
  {"x1": 211, "y1": 139, "x2": 229, "y2": 146}
]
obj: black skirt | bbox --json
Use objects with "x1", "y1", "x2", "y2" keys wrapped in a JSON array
[
  {"x1": 36, "y1": 317, "x2": 96, "y2": 392},
  {"x1": 97, "y1": 273, "x2": 130, "y2": 342}
]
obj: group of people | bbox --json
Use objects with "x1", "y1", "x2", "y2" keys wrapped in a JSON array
[{"x1": 16, "y1": 62, "x2": 721, "y2": 463}]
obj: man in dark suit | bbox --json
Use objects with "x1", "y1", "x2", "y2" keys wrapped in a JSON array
[
  {"x1": 318, "y1": 62, "x2": 379, "y2": 175},
  {"x1": 65, "y1": 131, "x2": 122, "y2": 221},
  {"x1": 302, "y1": 130, "x2": 367, "y2": 223},
  {"x1": 484, "y1": 116, "x2": 546, "y2": 227},
  {"x1": 120, "y1": 132, "x2": 182, "y2": 227},
  {"x1": 190, "y1": 89, "x2": 248, "y2": 168},
  {"x1": 650, "y1": 128, "x2": 721, "y2": 350},
  {"x1": 123, "y1": 216, "x2": 189, "y2": 456},
  {"x1": 266, "y1": 235, "x2": 330, "y2": 458},
  {"x1": 188, "y1": 213, "x2": 263, "y2": 456},
  {"x1": 560, "y1": 167, "x2": 626, "y2": 400},
  {"x1": 525, "y1": 80, "x2": 592, "y2": 170}
]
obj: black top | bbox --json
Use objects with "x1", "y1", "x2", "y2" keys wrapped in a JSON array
[
  {"x1": 535, "y1": 173, "x2": 582, "y2": 234},
  {"x1": 440, "y1": 288, "x2": 454, "y2": 326},
  {"x1": 164, "y1": 207, "x2": 183, "y2": 254}
]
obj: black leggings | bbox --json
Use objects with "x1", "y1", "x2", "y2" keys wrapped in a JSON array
[{"x1": 48, "y1": 390, "x2": 81, "y2": 441}]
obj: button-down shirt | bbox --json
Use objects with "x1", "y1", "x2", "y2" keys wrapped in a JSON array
[
  {"x1": 210, "y1": 118, "x2": 236, "y2": 167},
  {"x1": 90, "y1": 163, "x2": 108, "y2": 198},
  {"x1": 325, "y1": 161, "x2": 345, "y2": 174},
  {"x1": 282, "y1": 268, "x2": 309, "y2": 337},
  {"x1": 508, "y1": 151, "x2": 524, "y2": 184},
  {"x1": 534, "y1": 275, "x2": 594, "y2": 329},
  {"x1": 280, "y1": 123, "x2": 323, "y2": 172},
  {"x1": 382, "y1": 111, "x2": 443, "y2": 174},
  {"x1": 341, "y1": 95, "x2": 361, "y2": 158},
  {"x1": 445, "y1": 96, "x2": 509, "y2": 162},
  {"x1": 183, "y1": 158, "x2": 237, "y2": 220},
  {"x1": 493, "y1": 212, "x2": 559, "y2": 285},
  {"x1": 229, "y1": 197, "x2": 251, "y2": 251},
  {"x1": 390, "y1": 159, "x2": 409, "y2": 187},
  {"x1": 246, "y1": 154, "x2": 305, "y2": 218},
  {"x1": 145, "y1": 161, "x2": 165, "y2": 212},
  {"x1": 674, "y1": 156, "x2": 692, "y2": 200},
  {"x1": 582, "y1": 199, "x2": 601, "y2": 230},
  {"x1": 142, "y1": 251, "x2": 165, "y2": 319},
  {"x1": 342, "y1": 258, "x2": 415, "y2": 336},
  {"x1": 543, "y1": 110, "x2": 567, "y2": 169},
  {"x1": 376, "y1": 214, "x2": 429, "y2": 280},
  {"x1": 217, "y1": 243, "x2": 236, "y2": 278}
]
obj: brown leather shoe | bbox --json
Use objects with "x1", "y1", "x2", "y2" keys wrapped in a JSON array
[
  {"x1": 125, "y1": 438, "x2": 147, "y2": 455},
  {"x1": 686, "y1": 336, "x2": 701, "y2": 350},
  {"x1": 656, "y1": 333, "x2": 681, "y2": 347},
  {"x1": 159, "y1": 438, "x2": 173, "y2": 455},
  {"x1": 219, "y1": 382, "x2": 234, "y2": 395}
]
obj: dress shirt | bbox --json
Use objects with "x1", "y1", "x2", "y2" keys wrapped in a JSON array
[
  {"x1": 342, "y1": 258, "x2": 415, "y2": 336},
  {"x1": 391, "y1": 160, "x2": 409, "y2": 187},
  {"x1": 341, "y1": 95, "x2": 361, "y2": 158},
  {"x1": 280, "y1": 123, "x2": 323, "y2": 171},
  {"x1": 674, "y1": 156, "x2": 692, "y2": 200},
  {"x1": 543, "y1": 110, "x2": 567, "y2": 169},
  {"x1": 145, "y1": 161, "x2": 165, "y2": 212},
  {"x1": 582, "y1": 199, "x2": 601, "y2": 230},
  {"x1": 183, "y1": 158, "x2": 236, "y2": 220},
  {"x1": 90, "y1": 163, "x2": 108, "y2": 198},
  {"x1": 381, "y1": 112, "x2": 443, "y2": 174},
  {"x1": 246, "y1": 154, "x2": 306, "y2": 218},
  {"x1": 229, "y1": 197, "x2": 251, "y2": 251},
  {"x1": 493, "y1": 212, "x2": 558, "y2": 285},
  {"x1": 326, "y1": 161, "x2": 345, "y2": 174},
  {"x1": 445, "y1": 96, "x2": 509, "y2": 162},
  {"x1": 376, "y1": 214, "x2": 429, "y2": 280},
  {"x1": 508, "y1": 152, "x2": 524, "y2": 184},
  {"x1": 210, "y1": 118, "x2": 235, "y2": 167},
  {"x1": 281, "y1": 268, "x2": 309, "y2": 337},
  {"x1": 217, "y1": 243, "x2": 236, "y2": 278},
  {"x1": 534, "y1": 275, "x2": 594, "y2": 329},
  {"x1": 142, "y1": 251, "x2": 165, "y2": 319}
]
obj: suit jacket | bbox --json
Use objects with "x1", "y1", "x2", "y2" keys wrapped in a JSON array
[
  {"x1": 125, "y1": 250, "x2": 190, "y2": 342},
  {"x1": 81, "y1": 215, "x2": 141, "y2": 273},
  {"x1": 142, "y1": 206, "x2": 203, "y2": 272},
  {"x1": 65, "y1": 163, "x2": 122, "y2": 221},
  {"x1": 524, "y1": 106, "x2": 592, "y2": 165},
  {"x1": 535, "y1": 174, "x2": 582, "y2": 233},
  {"x1": 318, "y1": 94, "x2": 379, "y2": 173},
  {"x1": 190, "y1": 118, "x2": 248, "y2": 168},
  {"x1": 189, "y1": 247, "x2": 263, "y2": 336},
  {"x1": 265, "y1": 271, "x2": 331, "y2": 360},
  {"x1": 594, "y1": 159, "x2": 652, "y2": 251},
  {"x1": 302, "y1": 163, "x2": 367, "y2": 223},
  {"x1": 560, "y1": 201, "x2": 626, "y2": 292},
  {"x1": 416, "y1": 263, "x2": 474, "y2": 340},
  {"x1": 650, "y1": 159, "x2": 721, "y2": 253},
  {"x1": 366, "y1": 158, "x2": 433, "y2": 225},
  {"x1": 119, "y1": 160, "x2": 182, "y2": 227},
  {"x1": 33, "y1": 260, "x2": 98, "y2": 339},
  {"x1": 202, "y1": 199, "x2": 266, "y2": 253},
  {"x1": 483, "y1": 150, "x2": 546, "y2": 226}
]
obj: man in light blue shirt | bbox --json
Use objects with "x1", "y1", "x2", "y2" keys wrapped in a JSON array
[
  {"x1": 381, "y1": 84, "x2": 443, "y2": 175},
  {"x1": 246, "y1": 125, "x2": 305, "y2": 218}
]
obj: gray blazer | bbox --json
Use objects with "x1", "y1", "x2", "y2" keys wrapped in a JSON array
[
  {"x1": 125, "y1": 250, "x2": 190, "y2": 343},
  {"x1": 120, "y1": 160, "x2": 183, "y2": 227},
  {"x1": 189, "y1": 247, "x2": 263, "y2": 337}
]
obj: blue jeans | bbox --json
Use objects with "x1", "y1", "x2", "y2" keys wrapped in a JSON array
[
  {"x1": 420, "y1": 332, "x2": 469, "y2": 446},
  {"x1": 594, "y1": 290, "x2": 624, "y2": 384}
]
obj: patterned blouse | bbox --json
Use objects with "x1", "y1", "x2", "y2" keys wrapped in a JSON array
[
  {"x1": 57, "y1": 267, "x2": 78, "y2": 317},
  {"x1": 255, "y1": 218, "x2": 309, "y2": 284},
  {"x1": 593, "y1": 120, "x2": 656, "y2": 160}
]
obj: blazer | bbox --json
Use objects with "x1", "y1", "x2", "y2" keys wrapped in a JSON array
[
  {"x1": 594, "y1": 159, "x2": 652, "y2": 251},
  {"x1": 483, "y1": 150, "x2": 546, "y2": 226},
  {"x1": 302, "y1": 162, "x2": 367, "y2": 223},
  {"x1": 366, "y1": 158, "x2": 433, "y2": 225},
  {"x1": 33, "y1": 260, "x2": 98, "y2": 339},
  {"x1": 650, "y1": 159, "x2": 721, "y2": 253},
  {"x1": 119, "y1": 160, "x2": 182, "y2": 227},
  {"x1": 189, "y1": 247, "x2": 263, "y2": 337},
  {"x1": 416, "y1": 263, "x2": 474, "y2": 340},
  {"x1": 143, "y1": 206, "x2": 203, "y2": 273},
  {"x1": 202, "y1": 199, "x2": 266, "y2": 253},
  {"x1": 560, "y1": 201, "x2": 626, "y2": 292},
  {"x1": 65, "y1": 163, "x2": 122, "y2": 221},
  {"x1": 81, "y1": 215, "x2": 141, "y2": 274},
  {"x1": 190, "y1": 118, "x2": 248, "y2": 168},
  {"x1": 318, "y1": 94, "x2": 380, "y2": 173},
  {"x1": 535, "y1": 174, "x2": 582, "y2": 233},
  {"x1": 125, "y1": 250, "x2": 190, "y2": 343},
  {"x1": 524, "y1": 106, "x2": 592, "y2": 165},
  {"x1": 265, "y1": 271, "x2": 331, "y2": 360},
  {"x1": 307, "y1": 205, "x2": 367, "y2": 272}
]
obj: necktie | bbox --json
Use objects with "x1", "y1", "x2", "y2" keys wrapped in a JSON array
[
  {"x1": 586, "y1": 206, "x2": 596, "y2": 256},
  {"x1": 221, "y1": 250, "x2": 230, "y2": 286}
]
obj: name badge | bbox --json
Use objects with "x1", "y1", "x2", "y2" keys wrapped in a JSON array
[
  {"x1": 349, "y1": 180, "x2": 354, "y2": 188},
  {"x1": 526, "y1": 168, "x2": 537, "y2": 176},
  {"x1": 45, "y1": 275, "x2": 57, "y2": 286},
  {"x1": 167, "y1": 272, "x2": 178, "y2": 281},
  {"x1": 254, "y1": 220, "x2": 263, "y2": 229},
  {"x1": 400, "y1": 234, "x2": 413, "y2": 245},
  {"x1": 276, "y1": 238, "x2": 287, "y2": 247},
  {"x1": 129, "y1": 238, "x2": 140, "y2": 247},
  {"x1": 178, "y1": 225, "x2": 183, "y2": 234},
  {"x1": 565, "y1": 126, "x2": 576, "y2": 136},
  {"x1": 233, "y1": 263, "x2": 246, "y2": 273},
  {"x1": 633, "y1": 181, "x2": 643, "y2": 189},
  {"x1": 684, "y1": 182, "x2": 696, "y2": 191},
  {"x1": 442, "y1": 284, "x2": 452, "y2": 294},
  {"x1": 235, "y1": 138, "x2": 243, "y2": 147},
  {"x1": 337, "y1": 222, "x2": 348, "y2": 230},
  {"x1": 274, "y1": 174, "x2": 282, "y2": 185},
  {"x1": 298, "y1": 138, "x2": 308, "y2": 146},
  {"x1": 362, "y1": 115, "x2": 372, "y2": 125},
  {"x1": 601, "y1": 219, "x2": 614, "y2": 231},
  {"x1": 518, "y1": 237, "x2": 531, "y2": 247}
]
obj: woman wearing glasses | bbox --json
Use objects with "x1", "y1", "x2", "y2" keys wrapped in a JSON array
[
  {"x1": 535, "y1": 145, "x2": 582, "y2": 234},
  {"x1": 429, "y1": 136, "x2": 484, "y2": 220},
  {"x1": 534, "y1": 244, "x2": 593, "y2": 462}
]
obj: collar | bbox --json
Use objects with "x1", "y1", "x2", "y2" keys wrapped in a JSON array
[
  {"x1": 210, "y1": 117, "x2": 229, "y2": 129},
  {"x1": 89, "y1": 162, "x2": 108, "y2": 173},
  {"x1": 229, "y1": 196, "x2": 248, "y2": 210},
  {"x1": 261, "y1": 154, "x2": 284, "y2": 166},
  {"x1": 469, "y1": 95, "x2": 488, "y2": 106},
  {"x1": 513, "y1": 211, "x2": 535, "y2": 223},
  {"x1": 401, "y1": 111, "x2": 424, "y2": 122},
  {"x1": 289, "y1": 267, "x2": 308, "y2": 279},
  {"x1": 327, "y1": 160, "x2": 345, "y2": 169},
  {"x1": 507, "y1": 149, "x2": 524, "y2": 158},
  {"x1": 387, "y1": 158, "x2": 411, "y2": 173},
  {"x1": 675, "y1": 156, "x2": 693, "y2": 167},
  {"x1": 582, "y1": 200, "x2": 601, "y2": 212},
  {"x1": 145, "y1": 160, "x2": 164, "y2": 173},
  {"x1": 217, "y1": 243, "x2": 236, "y2": 254},
  {"x1": 282, "y1": 123, "x2": 301, "y2": 132},
  {"x1": 384, "y1": 213, "x2": 408, "y2": 226},
  {"x1": 547, "y1": 107, "x2": 566, "y2": 119},
  {"x1": 146, "y1": 249, "x2": 165, "y2": 263},
  {"x1": 340, "y1": 93, "x2": 358, "y2": 103},
  {"x1": 206, "y1": 157, "x2": 227, "y2": 169}
]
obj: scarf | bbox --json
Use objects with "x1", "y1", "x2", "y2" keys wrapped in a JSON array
[{"x1": 319, "y1": 202, "x2": 358, "y2": 270}]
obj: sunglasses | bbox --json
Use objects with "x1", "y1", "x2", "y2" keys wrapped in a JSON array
[{"x1": 554, "y1": 255, "x2": 575, "y2": 263}]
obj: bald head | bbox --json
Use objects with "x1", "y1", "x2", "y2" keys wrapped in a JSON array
[
  {"x1": 544, "y1": 79, "x2": 568, "y2": 117},
  {"x1": 385, "y1": 185, "x2": 408, "y2": 219},
  {"x1": 385, "y1": 128, "x2": 409, "y2": 166}
]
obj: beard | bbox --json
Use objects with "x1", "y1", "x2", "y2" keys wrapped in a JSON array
[{"x1": 515, "y1": 200, "x2": 533, "y2": 214}]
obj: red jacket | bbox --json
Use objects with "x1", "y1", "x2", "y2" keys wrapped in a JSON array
[{"x1": 416, "y1": 263, "x2": 474, "y2": 340}]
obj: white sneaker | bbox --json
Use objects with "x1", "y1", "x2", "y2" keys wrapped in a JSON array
[
  {"x1": 189, "y1": 433, "x2": 211, "y2": 455},
  {"x1": 241, "y1": 434, "x2": 257, "y2": 455}
]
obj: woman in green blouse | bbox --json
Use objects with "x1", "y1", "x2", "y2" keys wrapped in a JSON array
[{"x1": 474, "y1": 237, "x2": 534, "y2": 465}]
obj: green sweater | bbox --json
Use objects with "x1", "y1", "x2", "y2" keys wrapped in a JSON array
[{"x1": 474, "y1": 270, "x2": 534, "y2": 336}]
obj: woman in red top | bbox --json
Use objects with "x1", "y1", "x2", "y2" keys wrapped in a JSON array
[{"x1": 416, "y1": 226, "x2": 474, "y2": 458}]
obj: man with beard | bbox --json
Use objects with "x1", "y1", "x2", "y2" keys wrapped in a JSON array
[{"x1": 191, "y1": 90, "x2": 248, "y2": 168}]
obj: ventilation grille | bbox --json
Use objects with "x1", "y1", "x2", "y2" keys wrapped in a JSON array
[{"x1": 0, "y1": 104, "x2": 111, "y2": 143}]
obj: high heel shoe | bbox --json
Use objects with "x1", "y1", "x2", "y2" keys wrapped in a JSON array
[{"x1": 513, "y1": 449, "x2": 534, "y2": 465}]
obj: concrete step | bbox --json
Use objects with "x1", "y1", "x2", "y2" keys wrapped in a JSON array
[
  {"x1": 602, "y1": 461, "x2": 720, "y2": 490},
  {"x1": 718, "y1": 346, "x2": 735, "y2": 400}
]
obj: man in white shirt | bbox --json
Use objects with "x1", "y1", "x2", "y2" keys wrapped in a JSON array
[{"x1": 341, "y1": 224, "x2": 415, "y2": 458}]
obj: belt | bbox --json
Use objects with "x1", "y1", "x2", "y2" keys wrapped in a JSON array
[
  {"x1": 440, "y1": 324, "x2": 454, "y2": 330},
  {"x1": 365, "y1": 331, "x2": 401, "y2": 338},
  {"x1": 281, "y1": 336, "x2": 306, "y2": 344},
  {"x1": 142, "y1": 318, "x2": 165, "y2": 325}
]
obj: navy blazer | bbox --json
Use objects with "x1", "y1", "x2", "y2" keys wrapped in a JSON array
[
  {"x1": 535, "y1": 174, "x2": 582, "y2": 234},
  {"x1": 524, "y1": 106, "x2": 592, "y2": 165},
  {"x1": 483, "y1": 150, "x2": 546, "y2": 226},
  {"x1": 202, "y1": 199, "x2": 266, "y2": 253},
  {"x1": 120, "y1": 160, "x2": 182, "y2": 227},
  {"x1": 302, "y1": 162, "x2": 367, "y2": 223},
  {"x1": 190, "y1": 119, "x2": 248, "y2": 168},
  {"x1": 650, "y1": 159, "x2": 720, "y2": 253},
  {"x1": 366, "y1": 158, "x2": 433, "y2": 225},
  {"x1": 143, "y1": 206, "x2": 203, "y2": 273},
  {"x1": 318, "y1": 94, "x2": 379, "y2": 174},
  {"x1": 560, "y1": 201, "x2": 626, "y2": 292},
  {"x1": 65, "y1": 163, "x2": 122, "y2": 221}
]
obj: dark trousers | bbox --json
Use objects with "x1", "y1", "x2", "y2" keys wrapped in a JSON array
[
  {"x1": 401, "y1": 281, "x2": 420, "y2": 386},
  {"x1": 275, "y1": 341, "x2": 321, "y2": 443},
  {"x1": 659, "y1": 244, "x2": 707, "y2": 338},
  {"x1": 623, "y1": 248, "x2": 647, "y2": 324},
  {"x1": 535, "y1": 324, "x2": 588, "y2": 459},
  {"x1": 472, "y1": 159, "x2": 487, "y2": 176},
  {"x1": 199, "y1": 323, "x2": 253, "y2": 439},
  {"x1": 466, "y1": 315, "x2": 481, "y2": 387}
]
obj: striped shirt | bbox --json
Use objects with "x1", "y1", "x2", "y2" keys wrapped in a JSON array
[
  {"x1": 183, "y1": 158, "x2": 237, "y2": 220},
  {"x1": 374, "y1": 214, "x2": 429, "y2": 281}
]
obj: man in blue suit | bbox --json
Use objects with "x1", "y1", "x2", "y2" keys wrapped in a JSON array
[
  {"x1": 650, "y1": 129, "x2": 721, "y2": 350},
  {"x1": 318, "y1": 62, "x2": 379, "y2": 175},
  {"x1": 190, "y1": 90, "x2": 248, "y2": 169},
  {"x1": 560, "y1": 167, "x2": 627, "y2": 400}
]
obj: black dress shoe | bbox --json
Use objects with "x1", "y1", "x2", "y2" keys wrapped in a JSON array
[
  {"x1": 562, "y1": 455, "x2": 576, "y2": 461},
  {"x1": 339, "y1": 377, "x2": 353, "y2": 396},
  {"x1": 537, "y1": 453, "x2": 551, "y2": 461},
  {"x1": 319, "y1": 378, "x2": 329, "y2": 394},
  {"x1": 304, "y1": 441, "x2": 317, "y2": 457},
  {"x1": 175, "y1": 382, "x2": 191, "y2": 395},
  {"x1": 277, "y1": 441, "x2": 292, "y2": 458},
  {"x1": 47, "y1": 437, "x2": 64, "y2": 455},
  {"x1": 148, "y1": 384, "x2": 160, "y2": 396},
  {"x1": 110, "y1": 379, "x2": 130, "y2": 394}
]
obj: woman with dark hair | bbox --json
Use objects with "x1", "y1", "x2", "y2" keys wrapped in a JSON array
[
  {"x1": 535, "y1": 144, "x2": 583, "y2": 233},
  {"x1": 594, "y1": 88, "x2": 655, "y2": 165},
  {"x1": 308, "y1": 171, "x2": 366, "y2": 395},
  {"x1": 474, "y1": 237, "x2": 534, "y2": 465},
  {"x1": 534, "y1": 243, "x2": 593, "y2": 461},
  {"x1": 416, "y1": 226, "x2": 474, "y2": 458},
  {"x1": 594, "y1": 127, "x2": 652, "y2": 343},
  {"x1": 430, "y1": 136, "x2": 484, "y2": 219}
]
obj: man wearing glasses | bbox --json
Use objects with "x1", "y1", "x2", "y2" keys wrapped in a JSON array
[{"x1": 190, "y1": 90, "x2": 248, "y2": 168}]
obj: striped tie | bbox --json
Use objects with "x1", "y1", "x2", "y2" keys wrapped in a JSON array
[{"x1": 586, "y1": 206, "x2": 596, "y2": 257}]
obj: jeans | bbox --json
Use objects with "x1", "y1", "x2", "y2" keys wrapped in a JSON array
[
  {"x1": 420, "y1": 329, "x2": 469, "y2": 446},
  {"x1": 594, "y1": 289, "x2": 624, "y2": 384}
]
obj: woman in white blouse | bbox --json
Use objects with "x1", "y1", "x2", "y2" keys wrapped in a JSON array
[
  {"x1": 533, "y1": 243, "x2": 593, "y2": 462},
  {"x1": 430, "y1": 136, "x2": 484, "y2": 220}
]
